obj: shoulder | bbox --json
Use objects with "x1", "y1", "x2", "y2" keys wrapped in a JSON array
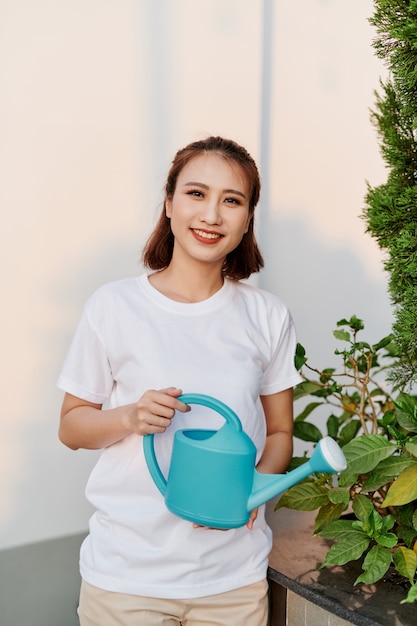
[
  {"x1": 83, "y1": 276, "x2": 141, "y2": 315},
  {"x1": 88, "y1": 276, "x2": 139, "y2": 300},
  {"x1": 232, "y1": 280, "x2": 292, "y2": 321}
]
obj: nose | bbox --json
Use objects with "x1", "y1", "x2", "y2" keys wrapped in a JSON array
[{"x1": 199, "y1": 198, "x2": 222, "y2": 225}]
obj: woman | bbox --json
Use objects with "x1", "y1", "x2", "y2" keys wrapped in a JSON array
[{"x1": 58, "y1": 136, "x2": 302, "y2": 625}]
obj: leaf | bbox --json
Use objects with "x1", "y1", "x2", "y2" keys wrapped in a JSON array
[
  {"x1": 333, "y1": 329, "x2": 351, "y2": 342},
  {"x1": 401, "y1": 583, "x2": 417, "y2": 604},
  {"x1": 342, "y1": 435, "x2": 397, "y2": 474},
  {"x1": 355, "y1": 341, "x2": 371, "y2": 352},
  {"x1": 362, "y1": 455, "x2": 415, "y2": 492},
  {"x1": 398, "y1": 503, "x2": 415, "y2": 528},
  {"x1": 405, "y1": 438, "x2": 417, "y2": 457},
  {"x1": 381, "y1": 514, "x2": 395, "y2": 533},
  {"x1": 373, "y1": 335, "x2": 395, "y2": 351},
  {"x1": 328, "y1": 487, "x2": 350, "y2": 507},
  {"x1": 321, "y1": 536, "x2": 370, "y2": 567},
  {"x1": 387, "y1": 424, "x2": 406, "y2": 442},
  {"x1": 396, "y1": 409, "x2": 417, "y2": 433},
  {"x1": 338, "y1": 470, "x2": 358, "y2": 489},
  {"x1": 293, "y1": 421, "x2": 322, "y2": 443},
  {"x1": 338, "y1": 420, "x2": 362, "y2": 447},
  {"x1": 314, "y1": 502, "x2": 347, "y2": 534},
  {"x1": 294, "y1": 343, "x2": 307, "y2": 370},
  {"x1": 394, "y1": 393, "x2": 417, "y2": 432},
  {"x1": 368, "y1": 509, "x2": 384, "y2": 534},
  {"x1": 336, "y1": 318, "x2": 350, "y2": 327},
  {"x1": 380, "y1": 405, "x2": 396, "y2": 421},
  {"x1": 382, "y1": 464, "x2": 417, "y2": 507},
  {"x1": 347, "y1": 316, "x2": 364, "y2": 332},
  {"x1": 352, "y1": 494, "x2": 374, "y2": 522},
  {"x1": 295, "y1": 401, "x2": 323, "y2": 422},
  {"x1": 319, "y1": 520, "x2": 362, "y2": 541},
  {"x1": 355, "y1": 545, "x2": 392, "y2": 585},
  {"x1": 320, "y1": 368, "x2": 336, "y2": 383},
  {"x1": 377, "y1": 454, "x2": 415, "y2": 474},
  {"x1": 326, "y1": 414, "x2": 339, "y2": 439},
  {"x1": 394, "y1": 546, "x2": 417, "y2": 584},
  {"x1": 398, "y1": 525, "x2": 417, "y2": 548},
  {"x1": 394, "y1": 392, "x2": 417, "y2": 416},
  {"x1": 375, "y1": 533, "x2": 398, "y2": 548},
  {"x1": 293, "y1": 381, "x2": 323, "y2": 400},
  {"x1": 362, "y1": 472, "x2": 393, "y2": 493},
  {"x1": 275, "y1": 483, "x2": 329, "y2": 511}
]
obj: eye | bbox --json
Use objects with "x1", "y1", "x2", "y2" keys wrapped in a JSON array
[
  {"x1": 224, "y1": 197, "x2": 241, "y2": 205},
  {"x1": 186, "y1": 189, "x2": 204, "y2": 198}
]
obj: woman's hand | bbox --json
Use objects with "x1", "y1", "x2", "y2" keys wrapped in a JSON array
[
  {"x1": 124, "y1": 387, "x2": 190, "y2": 435},
  {"x1": 246, "y1": 508, "x2": 258, "y2": 530},
  {"x1": 59, "y1": 387, "x2": 189, "y2": 450},
  {"x1": 192, "y1": 508, "x2": 258, "y2": 532}
]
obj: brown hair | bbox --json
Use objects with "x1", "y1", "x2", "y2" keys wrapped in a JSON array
[{"x1": 142, "y1": 136, "x2": 264, "y2": 279}]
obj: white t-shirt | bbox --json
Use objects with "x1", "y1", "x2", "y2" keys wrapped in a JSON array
[{"x1": 57, "y1": 273, "x2": 302, "y2": 598}]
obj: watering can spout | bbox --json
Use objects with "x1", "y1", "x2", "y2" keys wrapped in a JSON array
[
  {"x1": 247, "y1": 436, "x2": 347, "y2": 512},
  {"x1": 247, "y1": 471, "x2": 292, "y2": 511}
]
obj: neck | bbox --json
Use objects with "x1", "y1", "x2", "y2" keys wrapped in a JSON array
[{"x1": 149, "y1": 262, "x2": 225, "y2": 303}]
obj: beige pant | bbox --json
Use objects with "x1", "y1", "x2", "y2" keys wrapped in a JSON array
[{"x1": 78, "y1": 579, "x2": 269, "y2": 626}]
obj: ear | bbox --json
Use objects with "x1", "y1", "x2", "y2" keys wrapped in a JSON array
[{"x1": 165, "y1": 198, "x2": 172, "y2": 218}]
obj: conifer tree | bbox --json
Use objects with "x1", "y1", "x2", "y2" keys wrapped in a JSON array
[{"x1": 364, "y1": 0, "x2": 417, "y2": 386}]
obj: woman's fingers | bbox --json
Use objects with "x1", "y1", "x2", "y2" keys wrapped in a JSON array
[{"x1": 129, "y1": 388, "x2": 190, "y2": 434}]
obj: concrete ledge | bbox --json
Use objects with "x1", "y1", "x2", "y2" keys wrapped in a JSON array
[{"x1": 0, "y1": 533, "x2": 84, "y2": 626}]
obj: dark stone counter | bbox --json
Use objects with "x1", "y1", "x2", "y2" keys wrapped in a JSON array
[{"x1": 266, "y1": 504, "x2": 415, "y2": 626}]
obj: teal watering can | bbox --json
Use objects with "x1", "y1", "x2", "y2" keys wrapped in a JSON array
[{"x1": 143, "y1": 393, "x2": 347, "y2": 529}]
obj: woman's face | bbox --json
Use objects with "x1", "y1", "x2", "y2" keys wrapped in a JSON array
[{"x1": 166, "y1": 153, "x2": 252, "y2": 271}]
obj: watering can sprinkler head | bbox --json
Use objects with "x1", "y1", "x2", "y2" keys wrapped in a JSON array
[
  {"x1": 312, "y1": 436, "x2": 347, "y2": 473},
  {"x1": 144, "y1": 393, "x2": 348, "y2": 529}
]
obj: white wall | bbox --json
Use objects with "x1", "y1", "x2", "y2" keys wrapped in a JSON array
[
  {"x1": 260, "y1": 1, "x2": 392, "y2": 366},
  {"x1": 0, "y1": 0, "x2": 390, "y2": 549}
]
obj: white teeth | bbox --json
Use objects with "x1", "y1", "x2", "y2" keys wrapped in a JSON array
[{"x1": 193, "y1": 229, "x2": 221, "y2": 240}]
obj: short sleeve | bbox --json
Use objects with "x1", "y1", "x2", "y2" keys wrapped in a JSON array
[
  {"x1": 260, "y1": 309, "x2": 303, "y2": 395},
  {"x1": 57, "y1": 293, "x2": 114, "y2": 403}
]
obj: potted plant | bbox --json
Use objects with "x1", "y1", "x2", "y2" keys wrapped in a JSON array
[{"x1": 277, "y1": 315, "x2": 417, "y2": 604}]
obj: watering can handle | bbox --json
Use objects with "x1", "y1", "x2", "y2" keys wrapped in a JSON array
[
  {"x1": 176, "y1": 393, "x2": 242, "y2": 430},
  {"x1": 143, "y1": 393, "x2": 243, "y2": 495}
]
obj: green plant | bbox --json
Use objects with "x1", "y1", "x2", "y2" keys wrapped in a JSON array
[{"x1": 277, "y1": 316, "x2": 417, "y2": 604}]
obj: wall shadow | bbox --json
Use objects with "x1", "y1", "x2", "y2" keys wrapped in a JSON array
[{"x1": 259, "y1": 214, "x2": 393, "y2": 369}]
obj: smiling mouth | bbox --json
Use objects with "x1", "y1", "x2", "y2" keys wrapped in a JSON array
[{"x1": 192, "y1": 229, "x2": 223, "y2": 241}]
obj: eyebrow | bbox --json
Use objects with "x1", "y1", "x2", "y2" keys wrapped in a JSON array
[{"x1": 183, "y1": 182, "x2": 247, "y2": 200}]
